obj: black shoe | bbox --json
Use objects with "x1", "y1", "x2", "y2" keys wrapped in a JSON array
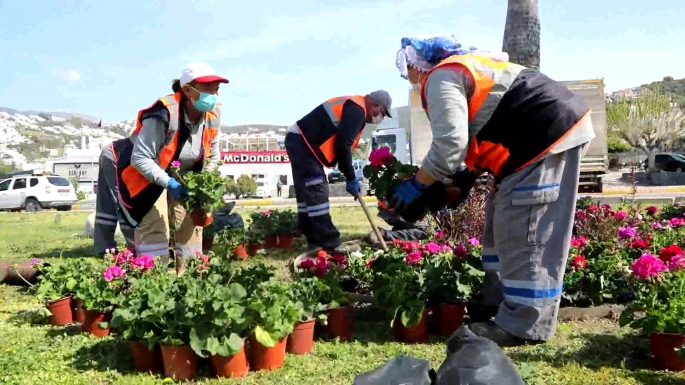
[{"x1": 469, "y1": 321, "x2": 545, "y2": 347}]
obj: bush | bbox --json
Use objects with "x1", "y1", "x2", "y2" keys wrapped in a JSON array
[{"x1": 236, "y1": 175, "x2": 257, "y2": 198}]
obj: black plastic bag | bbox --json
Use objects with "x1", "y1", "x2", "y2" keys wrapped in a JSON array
[
  {"x1": 354, "y1": 355, "x2": 434, "y2": 385},
  {"x1": 211, "y1": 202, "x2": 244, "y2": 232},
  {"x1": 352, "y1": 326, "x2": 524, "y2": 385},
  {"x1": 436, "y1": 326, "x2": 524, "y2": 385}
]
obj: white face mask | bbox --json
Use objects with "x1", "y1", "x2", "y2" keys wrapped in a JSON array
[{"x1": 371, "y1": 114, "x2": 384, "y2": 124}]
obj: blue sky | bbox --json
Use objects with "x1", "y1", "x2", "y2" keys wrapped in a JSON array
[{"x1": 1, "y1": 0, "x2": 683, "y2": 125}]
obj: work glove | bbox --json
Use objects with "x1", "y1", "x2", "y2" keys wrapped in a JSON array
[
  {"x1": 345, "y1": 178, "x2": 361, "y2": 197},
  {"x1": 389, "y1": 176, "x2": 431, "y2": 211},
  {"x1": 166, "y1": 178, "x2": 188, "y2": 201},
  {"x1": 446, "y1": 170, "x2": 477, "y2": 208}
]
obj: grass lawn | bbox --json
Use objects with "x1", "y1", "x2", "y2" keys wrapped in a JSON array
[{"x1": 1, "y1": 209, "x2": 685, "y2": 384}]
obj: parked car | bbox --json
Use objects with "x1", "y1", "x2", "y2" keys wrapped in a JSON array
[
  {"x1": 642, "y1": 153, "x2": 685, "y2": 172},
  {"x1": 328, "y1": 160, "x2": 365, "y2": 183},
  {"x1": 253, "y1": 179, "x2": 273, "y2": 198},
  {"x1": 0, "y1": 175, "x2": 78, "y2": 212}
]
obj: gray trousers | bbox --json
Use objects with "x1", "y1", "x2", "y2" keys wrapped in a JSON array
[
  {"x1": 93, "y1": 145, "x2": 134, "y2": 254},
  {"x1": 480, "y1": 144, "x2": 583, "y2": 341},
  {"x1": 378, "y1": 207, "x2": 429, "y2": 241}
]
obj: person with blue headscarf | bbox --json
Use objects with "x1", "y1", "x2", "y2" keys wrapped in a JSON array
[{"x1": 390, "y1": 36, "x2": 596, "y2": 346}]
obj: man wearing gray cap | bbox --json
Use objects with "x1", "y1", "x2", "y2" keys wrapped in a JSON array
[{"x1": 285, "y1": 91, "x2": 392, "y2": 252}]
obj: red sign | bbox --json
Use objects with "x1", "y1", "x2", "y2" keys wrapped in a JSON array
[{"x1": 220, "y1": 151, "x2": 290, "y2": 164}]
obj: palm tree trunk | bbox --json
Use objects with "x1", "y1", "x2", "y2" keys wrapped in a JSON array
[{"x1": 502, "y1": 0, "x2": 540, "y2": 70}]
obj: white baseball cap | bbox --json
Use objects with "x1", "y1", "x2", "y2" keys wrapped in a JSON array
[{"x1": 179, "y1": 63, "x2": 229, "y2": 86}]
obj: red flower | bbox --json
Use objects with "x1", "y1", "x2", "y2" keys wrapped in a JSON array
[
  {"x1": 658, "y1": 244, "x2": 684, "y2": 263},
  {"x1": 587, "y1": 205, "x2": 599, "y2": 212},
  {"x1": 630, "y1": 239, "x2": 650, "y2": 249},
  {"x1": 572, "y1": 255, "x2": 587, "y2": 269},
  {"x1": 570, "y1": 236, "x2": 588, "y2": 248},
  {"x1": 329, "y1": 252, "x2": 348, "y2": 266},
  {"x1": 299, "y1": 259, "x2": 315, "y2": 269},
  {"x1": 393, "y1": 239, "x2": 403, "y2": 246},
  {"x1": 405, "y1": 251, "x2": 423, "y2": 265},
  {"x1": 314, "y1": 257, "x2": 331, "y2": 277},
  {"x1": 453, "y1": 245, "x2": 468, "y2": 258},
  {"x1": 646, "y1": 206, "x2": 658, "y2": 215},
  {"x1": 401, "y1": 241, "x2": 420, "y2": 252},
  {"x1": 575, "y1": 211, "x2": 588, "y2": 220},
  {"x1": 366, "y1": 258, "x2": 376, "y2": 268},
  {"x1": 317, "y1": 250, "x2": 329, "y2": 259}
]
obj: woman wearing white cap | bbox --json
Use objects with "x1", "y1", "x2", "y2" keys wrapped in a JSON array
[{"x1": 109, "y1": 63, "x2": 228, "y2": 265}]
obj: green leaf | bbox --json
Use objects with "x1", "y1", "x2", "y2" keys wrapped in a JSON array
[{"x1": 254, "y1": 325, "x2": 276, "y2": 348}]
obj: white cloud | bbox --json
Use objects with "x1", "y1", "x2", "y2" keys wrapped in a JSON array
[{"x1": 53, "y1": 69, "x2": 81, "y2": 82}]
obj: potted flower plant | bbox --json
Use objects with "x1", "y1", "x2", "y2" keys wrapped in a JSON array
[
  {"x1": 215, "y1": 228, "x2": 249, "y2": 260},
  {"x1": 620, "y1": 252, "x2": 685, "y2": 371},
  {"x1": 23, "y1": 259, "x2": 78, "y2": 326},
  {"x1": 70, "y1": 258, "x2": 103, "y2": 324},
  {"x1": 75, "y1": 262, "x2": 127, "y2": 337},
  {"x1": 170, "y1": 160, "x2": 228, "y2": 227},
  {"x1": 250, "y1": 210, "x2": 278, "y2": 248},
  {"x1": 109, "y1": 265, "x2": 166, "y2": 374},
  {"x1": 424, "y1": 242, "x2": 484, "y2": 337},
  {"x1": 275, "y1": 210, "x2": 298, "y2": 248},
  {"x1": 246, "y1": 280, "x2": 302, "y2": 371},
  {"x1": 297, "y1": 250, "x2": 352, "y2": 341},
  {"x1": 188, "y1": 273, "x2": 250, "y2": 378},
  {"x1": 369, "y1": 244, "x2": 428, "y2": 343},
  {"x1": 246, "y1": 227, "x2": 265, "y2": 256},
  {"x1": 286, "y1": 276, "x2": 332, "y2": 354}
]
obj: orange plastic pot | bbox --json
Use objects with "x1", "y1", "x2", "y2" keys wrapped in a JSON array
[
  {"x1": 432, "y1": 303, "x2": 466, "y2": 337},
  {"x1": 248, "y1": 336, "x2": 287, "y2": 371},
  {"x1": 190, "y1": 209, "x2": 213, "y2": 227},
  {"x1": 650, "y1": 333, "x2": 685, "y2": 371},
  {"x1": 82, "y1": 310, "x2": 111, "y2": 337},
  {"x1": 47, "y1": 297, "x2": 73, "y2": 326},
  {"x1": 129, "y1": 341, "x2": 163, "y2": 374},
  {"x1": 326, "y1": 306, "x2": 354, "y2": 341},
  {"x1": 287, "y1": 319, "x2": 315, "y2": 354},
  {"x1": 72, "y1": 298, "x2": 86, "y2": 324},
  {"x1": 278, "y1": 234, "x2": 295, "y2": 249},
  {"x1": 393, "y1": 311, "x2": 428, "y2": 344},
  {"x1": 247, "y1": 243, "x2": 263, "y2": 256},
  {"x1": 160, "y1": 344, "x2": 199, "y2": 380},
  {"x1": 264, "y1": 234, "x2": 278, "y2": 249},
  {"x1": 210, "y1": 342, "x2": 249, "y2": 378},
  {"x1": 233, "y1": 244, "x2": 249, "y2": 260}
]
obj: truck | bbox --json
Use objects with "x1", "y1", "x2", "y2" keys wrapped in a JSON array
[{"x1": 368, "y1": 80, "x2": 609, "y2": 192}]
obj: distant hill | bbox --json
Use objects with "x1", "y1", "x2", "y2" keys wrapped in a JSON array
[{"x1": 641, "y1": 76, "x2": 685, "y2": 107}]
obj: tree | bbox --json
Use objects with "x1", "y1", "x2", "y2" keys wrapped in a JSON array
[
  {"x1": 236, "y1": 174, "x2": 257, "y2": 198},
  {"x1": 607, "y1": 88, "x2": 685, "y2": 172},
  {"x1": 607, "y1": 134, "x2": 634, "y2": 153},
  {"x1": 502, "y1": 0, "x2": 540, "y2": 70}
]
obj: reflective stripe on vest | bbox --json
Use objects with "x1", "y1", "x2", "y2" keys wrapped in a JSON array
[
  {"x1": 122, "y1": 93, "x2": 220, "y2": 198},
  {"x1": 299, "y1": 95, "x2": 366, "y2": 167}
]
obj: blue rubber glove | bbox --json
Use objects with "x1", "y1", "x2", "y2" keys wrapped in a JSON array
[
  {"x1": 389, "y1": 176, "x2": 430, "y2": 210},
  {"x1": 345, "y1": 178, "x2": 361, "y2": 197},
  {"x1": 166, "y1": 178, "x2": 188, "y2": 201}
]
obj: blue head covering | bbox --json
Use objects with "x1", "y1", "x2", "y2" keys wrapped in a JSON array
[{"x1": 401, "y1": 37, "x2": 476, "y2": 66}]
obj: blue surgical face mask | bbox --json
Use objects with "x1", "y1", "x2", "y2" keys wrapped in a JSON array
[{"x1": 192, "y1": 92, "x2": 217, "y2": 112}]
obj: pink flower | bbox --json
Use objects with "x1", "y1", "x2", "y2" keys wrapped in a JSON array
[
  {"x1": 646, "y1": 206, "x2": 658, "y2": 215},
  {"x1": 261, "y1": 210, "x2": 272, "y2": 216},
  {"x1": 570, "y1": 236, "x2": 588, "y2": 248},
  {"x1": 103, "y1": 265, "x2": 126, "y2": 282},
  {"x1": 575, "y1": 211, "x2": 587, "y2": 220},
  {"x1": 651, "y1": 222, "x2": 664, "y2": 230},
  {"x1": 668, "y1": 255, "x2": 685, "y2": 271},
  {"x1": 468, "y1": 238, "x2": 480, "y2": 246},
  {"x1": 453, "y1": 245, "x2": 468, "y2": 258},
  {"x1": 171, "y1": 160, "x2": 181, "y2": 168},
  {"x1": 299, "y1": 259, "x2": 315, "y2": 269},
  {"x1": 614, "y1": 211, "x2": 627, "y2": 221},
  {"x1": 405, "y1": 250, "x2": 423, "y2": 265},
  {"x1": 29, "y1": 258, "x2": 42, "y2": 266},
  {"x1": 601, "y1": 204, "x2": 611, "y2": 210},
  {"x1": 369, "y1": 147, "x2": 393, "y2": 168},
  {"x1": 434, "y1": 231, "x2": 445, "y2": 239},
  {"x1": 199, "y1": 254, "x2": 210, "y2": 264},
  {"x1": 131, "y1": 255, "x2": 154, "y2": 270},
  {"x1": 618, "y1": 227, "x2": 637, "y2": 239},
  {"x1": 423, "y1": 242, "x2": 442, "y2": 254},
  {"x1": 314, "y1": 258, "x2": 331, "y2": 277},
  {"x1": 669, "y1": 217, "x2": 685, "y2": 227},
  {"x1": 401, "y1": 241, "x2": 420, "y2": 252},
  {"x1": 631, "y1": 254, "x2": 668, "y2": 279}
]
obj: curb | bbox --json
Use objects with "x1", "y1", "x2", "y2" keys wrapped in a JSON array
[
  {"x1": 72, "y1": 205, "x2": 81, "y2": 210},
  {"x1": 602, "y1": 187, "x2": 685, "y2": 195}
]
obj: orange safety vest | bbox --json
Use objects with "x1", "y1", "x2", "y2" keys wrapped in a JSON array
[
  {"x1": 114, "y1": 92, "x2": 221, "y2": 225},
  {"x1": 296, "y1": 95, "x2": 367, "y2": 168},
  {"x1": 420, "y1": 54, "x2": 591, "y2": 180}
]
